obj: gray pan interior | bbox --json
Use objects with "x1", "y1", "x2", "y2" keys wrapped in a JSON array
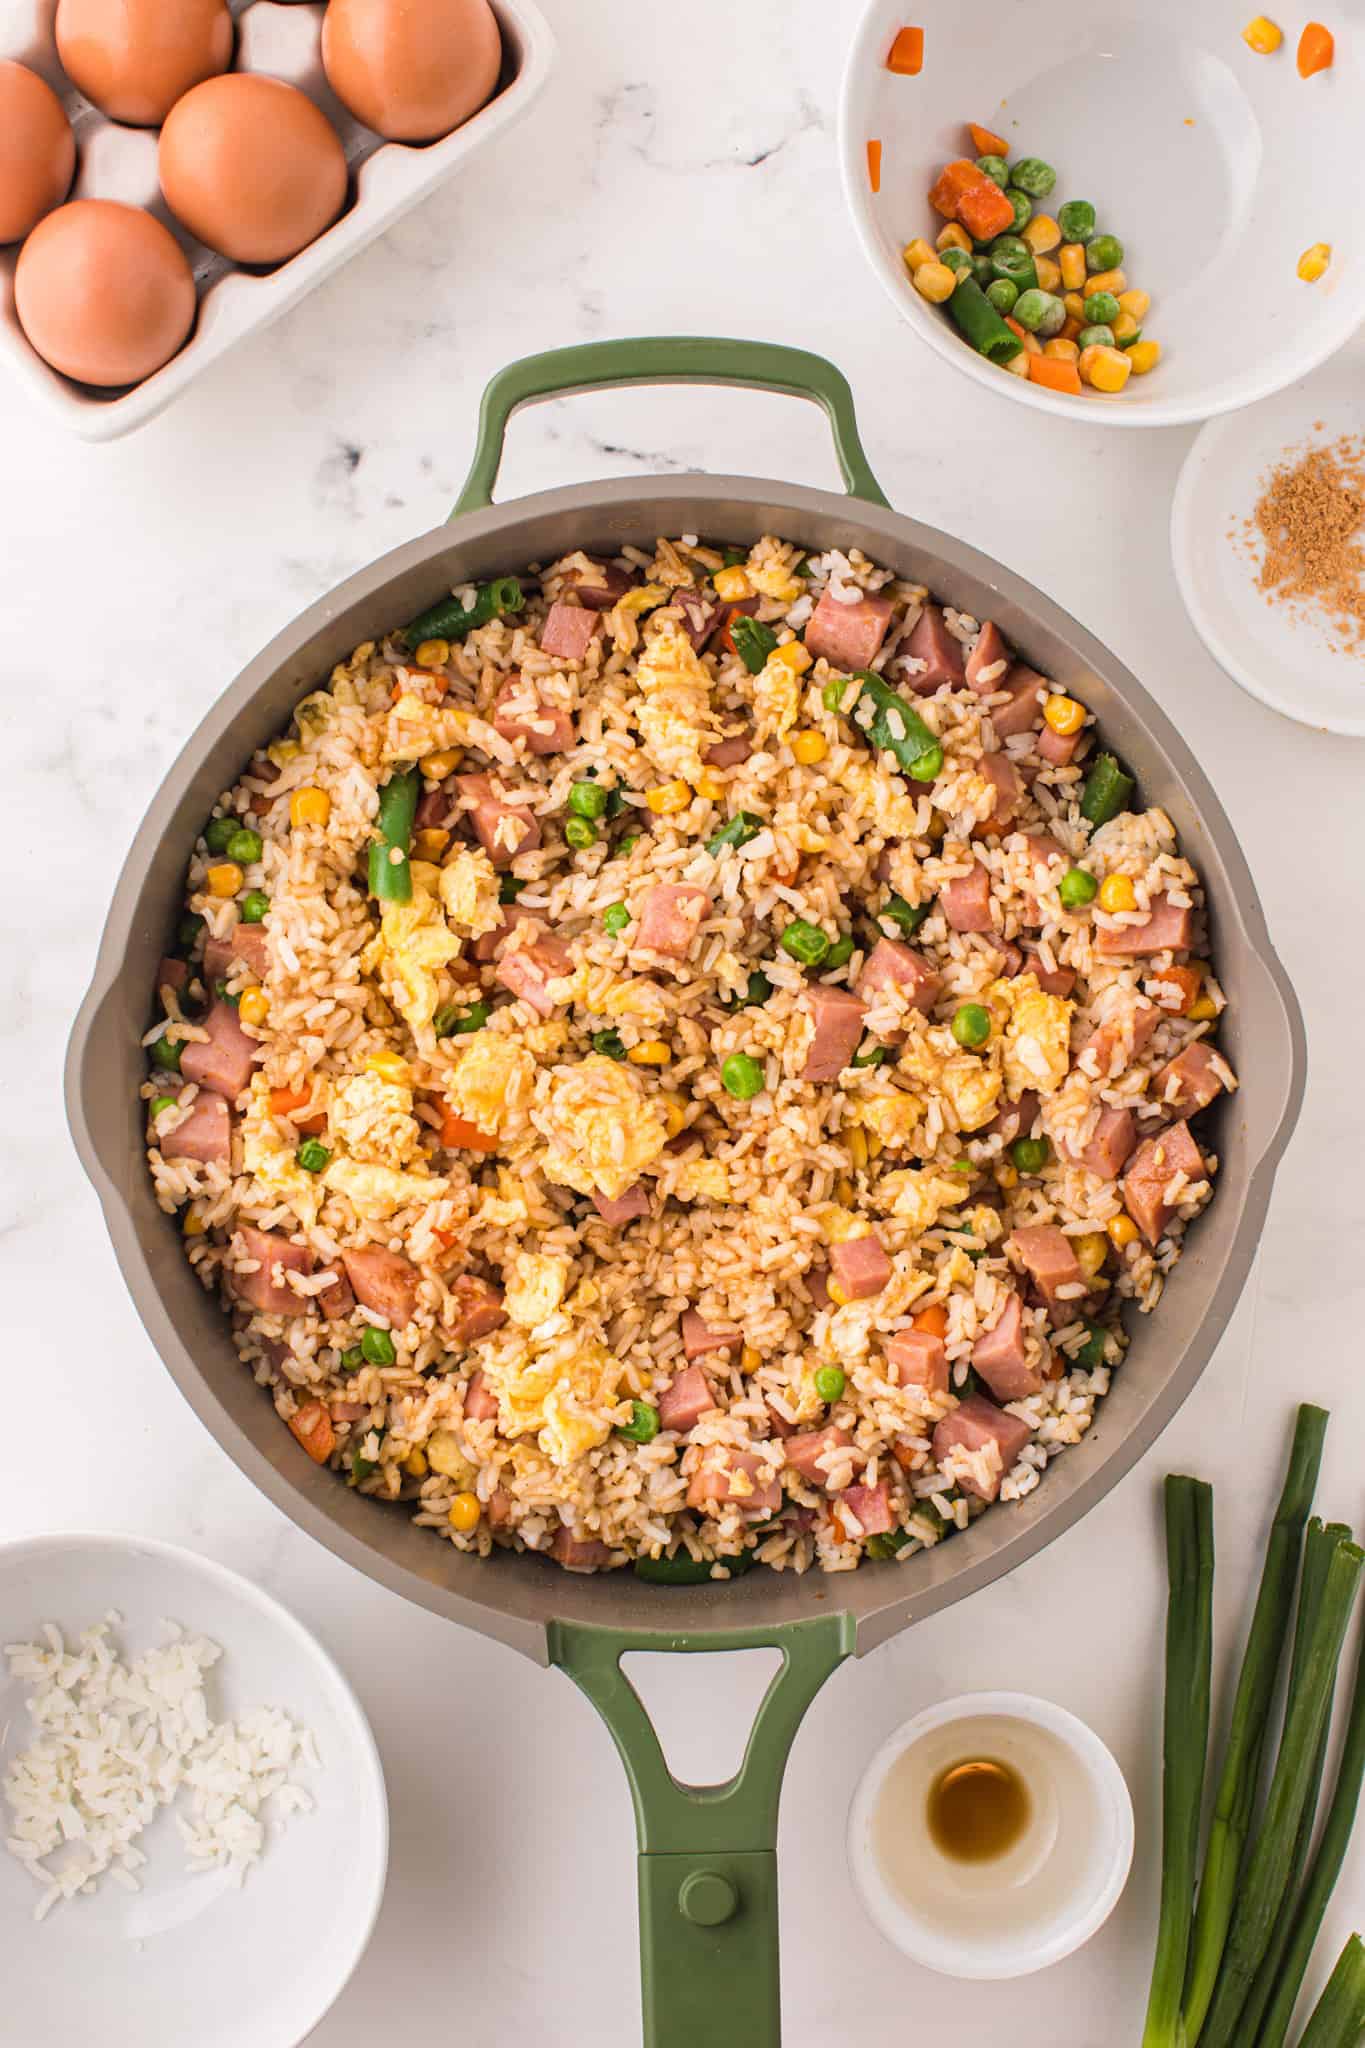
[{"x1": 66, "y1": 475, "x2": 1305, "y2": 1665}]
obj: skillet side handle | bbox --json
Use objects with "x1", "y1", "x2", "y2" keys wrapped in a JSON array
[
  {"x1": 451, "y1": 337, "x2": 891, "y2": 515},
  {"x1": 548, "y1": 1614, "x2": 853, "y2": 2048}
]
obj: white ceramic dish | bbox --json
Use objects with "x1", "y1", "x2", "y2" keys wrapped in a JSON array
[
  {"x1": 1172, "y1": 340, "x2": 1365, "y2": 734},
  {"x1": 0, "y1": 0, "x2": 554, "y2": 442},
  {"x1": 846, "y1": 1690, "x2": 1134, "y2": 1979},
  {"x1": 839, "y1": 0, "x2": 1361, "y2": 427},
  {"x1": 0, "y1": 1532, "x2": 388, "y2": 2048}
]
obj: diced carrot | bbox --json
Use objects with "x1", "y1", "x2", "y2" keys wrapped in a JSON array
[
  {"x1": 1027, "y1": 354, "x2": 1083, "y2": 395},
  {"x1": 268, "y1": 1085, "x2": 326, "y2": 1135},
  {"x1": 867, "y1": 138, "x2": 882, "y2": 193},
  {"x1": 957, "y1": 177, "x2": 1015, "y2": 241},
  {"x1": 1005, "y1": 315, "x2": 1026, "y2": 339},
  {"x1": 928, "y1": 157, "x2": 985, "y2": 219},
  {"x1": 968, "y1": 121, "x2": 1008, "y2": 156},
  {"x1": 887, "y1": 25, "x2": 924, "y2": 74},
  {"x1": 1060, "y1": 315, "x2": 1083, "y2": 342},
  {"x1": 769, "y1": 862, "x2": 800, "y2": 887},
  {"x1": 288, "y1": 1401, "x2": 335, "y2": 1465},
  {"x1": 912, "y1": 1301, "x2": 949, "y2": 1339},
  {"x1": 439, "y1": 1106, "x2": 498, "y2": 1152},
  {"x1": 1150, "y1": 964, "x2": 1203, "y2": 1014},
  {"x1": 891, "y1": 1440, "x2": 919, "y2": 1474},
  {"x1": 1297, "y1": 21, "x2": 1333, "y2": 73}
]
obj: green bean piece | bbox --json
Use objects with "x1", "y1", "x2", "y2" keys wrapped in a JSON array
[
  {"x1": 986, "y1": 276, "x2": 1019, "y2": 316},
  {"x1": 1058, "y1": 867, "x2": 1098, "y2": 909},
  {"x1": 721, "y1": 1052, "x2": 765, "y2": 1100},
  {"x1": 1078, "y1": 324, "x2": 1116, "y2": 350},
  {"x1": 1004, "y1": 187, "x2": 1033, "y2": 232},
  {"x1": 705, "y1": 811, "x2": 763, "y2": 857},
  {"x1": 204, "y1": 816, "x2": 237, "y2": 855},
  {"x1": 568, "y1": 781, "x2": 608, "y2": 821},
  {"x1": 177, "y1": 911, "x2": 205, "y2": 953},
  {"x1": 226, "y1": 827, "x2": 263, "y2": 866},
  {"x1": 565, "y1": 816, "x2": 597, "y2": 851},
  {"x1": 617, "y1": 833, "x2": 641, "y2": 857},
  {"x1": 970, "y1": 251, "x2": 995, "y2": 286},
  {"x1": 884, "y1": 894, "x2": 931, "y2": 935},
  {"x1": 368, "y1": 767, "x2": 419, "y2": 904},
  {"x1": 296, "y1": 1138, "x2": 330, "y2": 1174},
  {"x1": 1079, "y1": 751, "x2": 1135, "y2": 827},
  {"x1": 951, "y1": 1002, "x2": 992, "y2": 1049},
  {"x1": 1014, "y1": 288, "x2": 1066, "y2": 337},
  {"x1": 1083, "y1": 290, "x2": 1121, "y2": 326},
  {"x1": 1073, "y1": 1319, "x2": 1108, "y2": 1370},
  {"x1": 865, "y1": 1528, "x2": 914, "y2": 1560},
  {"x1": 824, "y1": 933, "x2": 855, "y2": 970},
  {"x1": 730, "y1": 616, "x2": 779, "y2": 674},
  {"x1": 1057, "y1": 199, "x2": 1096, "y2": 243},
  {"x1": 603, "y1": 902, "x2": 631, "y2": 935},
  {"x1": 822, "y1": 678, "x2": 851, "y2": 713},
  {"x1": 150, "y1": 1034, "x2": 182, "y2": 1073},
  {"x1": 339, "y1": 1345, "x2": 366, "y2": 1374},
  {"x1": 720, "y1": 546, "x2": 747, "y2": 568},
  {"x1": 947, "y1": 275, "x2": 1024, "y2": 364},
  {"x1": 434, "y1": 1000, "x2": 488, "y2": 1039},
  {"x1": 1010, "y1": 156, "x2": 1056, "y2": 197},
  {"x1": 853, "y1": 672, "x2": 939, "y2": 778},
  {"x1": 851, "y1": 1042, "x2": 887, "y2": 1068},
  {"x1": 987, "y1": 234, "x2": 1039, "y2": 291},
  {"x1": 1086, "y1": 233, "x2": 1124, "y2": 272},
  {"x1": 592, "y1": 1029, "x2": 626, "y2": 1060},
  {"x1": 498, "y1": 873, "x2": 527, "y2": 903},
  {"x1": 350, "y1": 1447, "x2": 378, "y2": 1483},
  {"x1": 634, "y1": 1550, "x2": 755, "y2": 1584},
  {"x1": 617, "y1": 1400, "x2": 660, "y2": 1444},
  {"x1": 403, "y1": 575, "x2": 524, "y2": 648},
  {"x1": 240, "y1": 889, "x2": 270, "y2": 924}
]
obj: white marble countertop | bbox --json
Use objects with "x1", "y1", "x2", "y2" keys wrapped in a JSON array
[{"x1": 3, "y1": 2, "x2": 1363, "y2": 2041}]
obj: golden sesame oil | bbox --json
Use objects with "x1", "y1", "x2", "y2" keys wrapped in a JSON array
[{"x1": 927, "y1": 1756, "x2": 1031, "y2": 1864}]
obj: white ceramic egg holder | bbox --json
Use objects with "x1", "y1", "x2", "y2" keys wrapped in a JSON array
[{"x1": 0, "y1": 0, "x2": 554, "y2": 440}]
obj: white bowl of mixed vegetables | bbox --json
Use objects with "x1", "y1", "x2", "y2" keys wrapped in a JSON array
[{"x1": 840, "y1": 0, "x2": 1365, "y2": 426}]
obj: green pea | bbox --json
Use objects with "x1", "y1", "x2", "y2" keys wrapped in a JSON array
[
  {"x1": 204, "y1": 816, "x2": 237, "y2": 855},
  {"x1": 1086, "y1": 234, "x2": 1123, "y2": 273},
  {"x1": 296, "y1": 1138, "x2": 331, "y2": 1173},
  {"x1": 1057, "y1": 199, "x2": 1096, "y2": 244},
  {"x1": 177, "y1": 911, "x2": 206, "y2": 952},
  {"x1": 226, "y1": 827, "x2": 263, "y2": 866},
  {"x1": 1078, "y1": 324, "x2": 1115, "y2": 350},
  {"x1": 240, "y1": 889, "x2": 270, "y2": 923},
  {"x1": 149, "y1": 1094, "x2": 177, "y2": 1121},
  {"x1": 568, "y1": 781, "x2": 608, "y2": 821},
  {"x1": 852, "y1": 1042, "x2": 887, "y2": 1068},
  {"x1": 1083, "y1": 291, "x2": 1121, "y2": 326},
  {"x1": 910, "y1": 742, "x2": 945, "y2": 783},
  {"x1": 617, "y1": 834, "x2": 641, "y2": 857},
  {"x1": 339, "y1": 1345, "x2": 366, "y2": 1374},
  {"x1": 592, "y1": 1029, "x2": 626, "y2": 1060},
  {"x1": 150, "y1": 1033, "x2": 182, "y2": 1073},
  {"x1": 824, "y1": 933, "x2": 855, "y2": 970},
  {"x1": 1058, "y1": 867, "x2": 1098, "y2": 909},
  {"x1": 951, "y1": 1003, "x2": 992, "y2": 1049},
  {"x1": 617, "y1": 1400, "x2": 660, "y2": 1444},
  {"x1": 360, "y1": 1326, "x2": 396, "y2": 1367},
  {"x1": 721, "y1": 1052, "x2": 765, "y2": 1100},
  {"x1": 1011, "y1": 156, "x2": 1056, "y2": 198},
  {"x1": 972, "y1": 152, "x2": 1008, "y2": 186},
  {"x1": 1010, "y1": 1135, "x2": 1051, "y2": 1174},
  {"x1": 779, "y1": 919, "x2": 830, "y2": 967},
  {"x1": 939, "y1": 246, "x2": 974, "y2": 278},
  {"x1": 1004, "y1": 188, "x2": 1033, "y2": 231},
  {"x1": 822, "y1": 678, "x2": 849, "y2": 713},
  {"x1": 498, "y1": 874, "x2": 527, "y2": 903},
  {"x1": 986, "y1": 276, "x2": 1018, "y2": 316},
  {"x1": 1014, "y1": 288, "x2": 1065, "y2": 338},
  {"x1": 971, "y1": 251, "x2": 995, "y2": 287},
  {"x1": 564, "y1": 816, "x2": 597, "y2": 851},
  {"x1": 885, "y1": 894, "x2": 931, "y2": 935},
  {"x1": 603, "y1": 901, "x2": 631, "y2": 935},
  {"x1": 814, "y1": 1366, "x2": 846, "y2": 1402},
  {"x1": 727, "y1": 969, "x2": 773, "y2": 1011}
]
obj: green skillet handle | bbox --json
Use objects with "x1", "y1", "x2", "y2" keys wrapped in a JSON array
[
  {"x1": 451, "y1": 337, "x2": 890, "y2": 516},
  {"x1": 548, "y1": 1614, "x2": 853, "y2": 2048}
]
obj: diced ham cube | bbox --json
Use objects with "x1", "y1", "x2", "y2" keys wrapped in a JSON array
[
  {"x1": 902, "y1": 605, "x2": 966, "y2": 692},
  {"x1": 986, "y1": 1089, "x2": 1039, "y2": 1147},
  {"x1": 205, "y1": 925, "x2": 270, "y2": 982},
  {"x1": 1096, "y1": 893, "x2": 1195, "y2": 959},
  {"x1": 341, "y1": 1245, "x2": 420, "y2": 1326},
  {"x1": 637, "y1": 883, "x2": 709, "y2": 960},
  {"x1": 1009, "y1": 1227, "x2": 1085, "y2": 1317},
  {"x1": 492, "y1": 676, "x2": 575, "y2": 755},
  {"x1": 784, "y1": 1426, "x2": 853, "y2": 1491},
  {"x1": 1156, "y1": 1042, "x2": 1229, "y2": 1117},
  {"x1": 471, "y1": 908, "x2": 516, "y2": 963},
  {"x1": 1077, "y1": 1000, "x2": 1160, "y2": 1079},
  {"x1": 805, "y1": 586, "x2": 895, "y2": 671},
  {"x1": 180, "y1": 999, "x2": 259, "y2": 1101},
  {"x1": 448, "y1": 1282, "x2": 507, "y2": 1348},
  {"x1": 315, "y1": 1265, "x2": 355, "y2": 1320},
  {"x1": 842, "y1": 1480, "x2": 894, "y2": 1536},
  {"x1": 566, "y1": 557, "x2": 634, "y2": 610},
  {"x1": 658, "y1": 1365, "x2": 714, "y2": 1435},
  {"x1": 455, "y1": 772, "x2": 541, "y2": 869},
  {"x1": 978, "y1": 752, "x2": 1023, "y2": 830},
  {"x1": 551, "y1": 1526, "x2": 613, "y2": 1571},
  {"x1": 703, "y1": 732, "x2": 752, "y2": 769},
  {"x1": 1022, "y1": 947, "x2": 1077, "y2": 998},
  {"x1": 463, "y1": 1368, "x2": 499, "y2": 1420},
  {"x1": 989, "y1": 667, "x2": 1048, "y2": 737},
  {"x1": 807, "y1": 1264, "x2": 832, "y2": 1311},
  {"x1": 857, "y1": 938, "x2": 941, "y2": 1013},
  {"x1": 160, "y1": 1091, "x2": 232, "y2": 1165},
  {"x1": 1038, "y1": 724, "x2": 1082, "y2": 768},
  {"x1": 681, "y1": 1309, "x2": 740, "y2": 1361},
  {"x1": 156, "y1": 956, "x2": 189, "y2": 996},
  {"x1": 932, "y1": 1393, "x2": 1034, "y2": 1502},
  {"x1": 941, "y1": 861, "x2": 993, "y2": 933},
  {"x1": 591, "y1": 1182, "x2": 651, "y2": 1225},
  {"x1": 971, "y1": 1290, "x2": 1041, "y2": 1399},
  {"x1": 495, "y1": 932, "x2": 572, "y2": 1017},
  {"x1": 828, "y1": 1232, "x2": 892, "y2": 1301},
  {"x1": 488, "y1": 1487, "x2": 513, "y2": 1528},
  {"x1": 801, "y1": 985, "x2": 867, "y2": 1082},
  {"x1": 965, "y1": 620, "x2": 1012, "y2": 690},
  {"x1": 687, "y1": 1450, "x2": 782, "y2": 1515},
  {"x1": 672, "y1": 589, "x2": 722, "y2": 651},
  {"x1": 998, "y1": 941, "x2": 1025, "y2": 978},
  {"x1": 540, "y1": 601, "x2": 601, "y2": 661},
  {"x1": 1065, "y1": 1105, "x2": 1138, "y2": 1178},
  {"x1": 1122, "y1": 1120, "x2": 1206, "y2": 1245},
  {"x1": 233, "y1": 1226, "x2": 314, "y2": 1316},
  {"x1": 886, "y1": 1329, "x2": 948, "y2": 1399}
]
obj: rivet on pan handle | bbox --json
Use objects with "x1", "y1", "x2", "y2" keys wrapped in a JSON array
[
  {"x1": 450, "y1": 336, "x2": 892, "y2": 516},
  {"x1": 548, "y1": 1614, "x2": 854, "y2": 2048}
]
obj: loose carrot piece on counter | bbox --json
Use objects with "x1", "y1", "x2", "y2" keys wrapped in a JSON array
[
  {"x1": 887, "y1": 25, "x2": 924, "y2": 74},
  {"x1": 1028, "y1": 353, "x2": 1083, "y2": 395},
  {"x1": 867, "y1": 137, "x2": 883, "y2": 192},
  {"x1": 288, "y1": 1401, "x2": 336, "y2": 1465},
  {"x1": 439, "y1": 1107, "x2": 498, "y2": 1152},
  {"x1": 968, "y1": 120, "x2": 1008, "y2": 155},
  {"x1": 1297, "y1": 20, "x2": 1334, "y2": 73},
  {"x1": 928, "y1": 157, "x2": 985, "y2": 218},
  {"x1": 957, "y1": 176, "x2": 1016, "y2": 240}
]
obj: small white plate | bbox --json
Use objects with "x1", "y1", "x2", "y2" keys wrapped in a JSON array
[
  {"x1": 1172, "y1": 345, "x2": 1365, "y2": 734},
  {"x1": 0, "y1": 1533, "x2": 388, "y2": 2048}
]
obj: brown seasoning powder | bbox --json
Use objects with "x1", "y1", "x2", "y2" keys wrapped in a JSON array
[{"x1": 1239, "y1": 433, "x2": 1365, "y2": 657}]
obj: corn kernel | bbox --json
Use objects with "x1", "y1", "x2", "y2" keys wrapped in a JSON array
[
  {"x1": 661, "y1": 1095, "x2": 688, "y2": 1138},
  {"x1": 1127, "y1": 339, "x2": 1162, "y2": 375},
  {"x1": 290, "y1": 786, "x2": 331, "y2": 830},
  {"x1": 1298, "y1": 242, "x2": 1331, "y2": 283},
  {"x1": 1059, "y1": 243, "x2": 1088, "y2": 290},
  {"x1": 403, "y1": 1448, "x2": 429, "y2": 1479},
  {"x1": 1081, "y1": 344, "x2": 1132, "y2": 393},
  {"x1": 1188, "y1": 991, "x2": 1218, "y2": 1022},
  {"x1": 1112, "y1": 311, "x2": 1141, "y2": 345},
  {"x1": 420, "y1": 748, "x2": 460, "y2": 780},
  {"x1": 1098, "y1": 873, "x2": 1137, "y2": 913},
  {"x1": 413, "y1": 828, "x2": 450, "y2": 864},
  {"x1": 846, "y1": 1125, "x2": 868, "y2": 1171},
  {"x1": 627, "y1": 1039, "x2": 670, "y2": 1065},
  {"x1": 1086, "y1": 267, "x2": 1127, "y2": 297},
  {"x1": 268, "y1": 737, "x2": 301, "y2": 767},
  {"x1": 1044, "y1": 693, "x2": 1086, "y2": 736},
  {"x1": 792, "y1": 729, "x2": 828, "y2": 765},
  {"x1": 646, "y1": 780, "x2": 691, "y2": 815},
  {"x1": 936, "y1": 222, "x2": 973, "y2": 254},
  {"x1": 367, "y1": 1048, "x2": 410, "y2": 1085},
  {"x1": 996, "y1": 1161, "x2": 1018, "y2": 1190},
  {"x1": 827, "y1": 1279, "x2": 850, "y2": 1307},
  {"x1": 1107, "y1": 1213, "x2": 1139, "y2": 1251},
  {"x1": 182, "y1": 1204, "x2": 207, "y2": 1236},
  {"x1": 714, "y1": 565, "x2": 752, "y2": 602},
  {"x1": 414, "y1": 638, "x2": 450, "y2": 669},
  {"x1": 1003, "y1": 350, "x2": 1032, "y2": 377},
  {"x1": 902, "y1": 236, "x2": 936, "y2": 273},
  {"x1": 771, "y1": 639, "x2": 813, "y2": 676},
  {"x1": 1063, "y1": 291, "x2": 1087, "y2": 322},
  {"x1": 448, "y1": 1492, "x2": 481, "y2": 1534},
  {"x1": 741, "y1": 1346, "x2": 761, "y2": 1374},
  {"x1": 1043, "y1": 337, "x2": 1080, "y2": 363},
  {"x1": 205, "y1": 861, "x2": 242, "y2": 898},
  {"x1": 1022, "y1": 213, "x2": 1061, "y2": 255},
  {"x1": 1034, "y1": 255, "x2": 1062, "y2": 294},
  {"x1": 914, "y1": 261, "x2": 959, "y2": 305},
  {"x1": 693, "y1": 768, "x2": 726, "y2": 801},
  {"x1": 1243, "y1": 14, "x2": 1283, "y2": 51},
  {"x1": 1117, "y1": 288, "x2": 1151, "y2": 321},
  {"x1": 1075, "y1": 1232, "x2": 1109, "y2": 1282},
  {"x1": 833, "y1": 1178, "x2": 856, "y2": 1210},
  {"x1": 237, "y1": 986, "x2": 269, "y2": 1027}
]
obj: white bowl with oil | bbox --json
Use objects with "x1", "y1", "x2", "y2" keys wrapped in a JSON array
[{"x1": 847, "y1": 1691, "x2": 1134, "y2": 1980}]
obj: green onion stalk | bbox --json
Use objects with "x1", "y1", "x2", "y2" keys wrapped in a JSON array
[{"x1": 1292, "y1": 1935, "x2": 1365, "y2": 2048}]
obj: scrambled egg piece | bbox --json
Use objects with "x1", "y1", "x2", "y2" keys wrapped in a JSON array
[
  {"x1": 383, "y1": 694, "x2": 470, "y2": 763},
  {"x1": 746, "y1": 561, "x2": 805, "y2": 603},
  {"x1": 362, "y1": 864, "x2": 462, "y2": 1039},
  {"x1": 322, "y1": 1155, "x2": 448, "y2": 1220},
  {"x1": 899, "y1": 1025, "x2": 1003, "y2": 1132},
  {"x1": 446, "y1": 1034, "x2": 535, "y2": 1137},
  {"x1": 505, "y1": 1252, "x2": 570, "y2": 1329},
  {"x1": 438, "y1": 847, "x2": 501, "y2": 940},
  {"x1": 601, "y1": 977, "x2": 670, "y2": 1025},
  {"x1": 633, "y1": 620, "x2": 715, "y2": 783},
  {"x1": 329, "y1": 1070, "x2": 420, "y2": 1169},
  {"x1": 483, "y1": 1334, "x2": 624, "y2": 1467},
  {"x1": 752, "y1": 650, "x2": 801, "y2": 742},
  {"x1": 241, "y1": 1078, "x2": 323, "y2": 1226},
  {"x1": 854, "y1": 1088, "x2": 926, "y2": 1152},
  {"x1": 672, "y1": 1157, "x2": 730, "y2": 1203},
  {"x1": 875, "y1": 1166, "x2": 970, "y2": 1233},
  {"x1": 537, "y1": 1055, "x2": 668, "y2": 1200},
  {"x1": 477, "y1": 1172, "x2": 532, "y2": 1229},
  {"x1": 992, "y1": 972, "x2": 1073, "y2": 1098}
]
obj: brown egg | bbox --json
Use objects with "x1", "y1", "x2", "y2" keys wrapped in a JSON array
[
  {"x1": 55, "y1": 0, "x2": 233, "y2": 128},
  {"x1": 159, "y1": 76, "x2": 348, "y2": 267},
  {"x1": 321, "y1": 0, "x2": 501, "y2": 143},
  {"x1": 0, "y1": 62, "x2": 76, "y2": 244},
  {"x1": 15, "y1": 200, "x2": 196, "y2": 387}
]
